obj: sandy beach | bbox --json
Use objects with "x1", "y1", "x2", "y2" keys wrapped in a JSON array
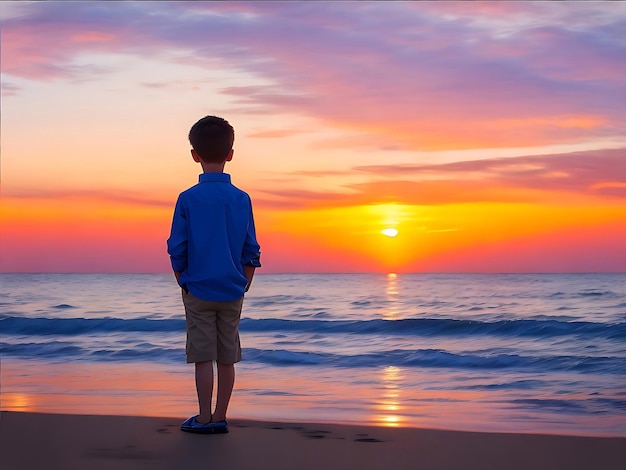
[{"x1": 1, "y1": 411, "x2": 624, "y2": 470}]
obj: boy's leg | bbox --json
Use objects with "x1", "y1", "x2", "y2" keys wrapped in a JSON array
[
  {"x1": 213, "y1": 362, "x2": 235, "y2": 422},
  {"x1": 213, "y1": 297, "x2": 243, "y2": 422},
  {"x1": 183, "y1": 292, "x2": 221, "y2": 424},
  {"x1": 195, "y1": 361, "x2": 214, "y2": 424}
]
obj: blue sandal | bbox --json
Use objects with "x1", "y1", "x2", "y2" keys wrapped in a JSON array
[{"x1": 181, "y1": 415, "x2": 229, "y2": 434}]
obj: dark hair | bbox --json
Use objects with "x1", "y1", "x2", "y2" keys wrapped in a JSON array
[{"x1": 188, "y1": 115, "x2": 235, "y2": 163}]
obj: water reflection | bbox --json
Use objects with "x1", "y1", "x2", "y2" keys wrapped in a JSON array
[
  {"x1": 375, "y1": 365, "x2": 404, "y2": 427},
  {"x1": 3, "y1": 393, "x2": 32, "y2": 411},
  {"x1": 384, "y1": 273, "x2": 399, "y2": 319}
]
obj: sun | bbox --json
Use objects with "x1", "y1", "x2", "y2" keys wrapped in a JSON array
[{"x1": 381, "y1": 228, "x2": 399, "y2": 238}]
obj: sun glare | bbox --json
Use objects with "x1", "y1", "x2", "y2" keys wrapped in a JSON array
[{"x1": 381, "y1": 228, "x2": 399, "y2": 238}]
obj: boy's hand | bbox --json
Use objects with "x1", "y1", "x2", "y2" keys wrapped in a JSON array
[
  {"x1": 174, "y1": 271, "x2": 182, "y2": 284},
  {"x1": 244, "y1": 265, "x2": 255, "y2": 292}
]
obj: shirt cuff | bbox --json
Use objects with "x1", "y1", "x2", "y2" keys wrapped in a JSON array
[{"x1": 244, "y1": 256, "x2": 261, "y2": 268}]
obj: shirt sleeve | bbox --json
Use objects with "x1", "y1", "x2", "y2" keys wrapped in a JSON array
[
  {"x1": 167, "y1": 196, "x2": 188, "y2": 273},
  {"x1": 242, "y1": 204, "x2": 261, "y2": 268}
]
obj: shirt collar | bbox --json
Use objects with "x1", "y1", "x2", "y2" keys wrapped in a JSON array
[{"x1": 198, "y1": 173, "x2": 231, "y2": 183}]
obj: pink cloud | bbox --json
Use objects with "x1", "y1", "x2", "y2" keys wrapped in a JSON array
[
  {"x1": 3, "y1": 188, "x2": 172, "y2": 208},
  {"x1": 356, "y1": 149, "x2": 626, "y2": 203},
  {"x1": 357, "y1": 147, "x2": 626, "y2": 175},
  {"x1": 247, "y1": 129, "x2": 308, "y2": 139},
  {"x1": 1, "y1": 82, "x2": 21, "y2": 96},
  {"x1": 2, "y1": 2, "x2": 625, "y2": 149},
  {"x1": 254, "y1": 147, "x2": 626, "y2": 209},
  {"x1": 354, "y1": 148, "x2": 626, "y2": 198}
]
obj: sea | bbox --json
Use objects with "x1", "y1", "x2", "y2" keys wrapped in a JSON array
[{"x1": 1, "y1": 273, "x2": 624, "y2": 437}]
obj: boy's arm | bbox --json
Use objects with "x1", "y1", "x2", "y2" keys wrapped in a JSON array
[
  {"x1": 167, "y1": 196, "x2": 188, "y2": 285},
  {"x1": 244, "y1": 265, "x2": 255, "y2": 292},
  {"x1": 242, "y1": 198, "x2": 261, "y2": 294}
]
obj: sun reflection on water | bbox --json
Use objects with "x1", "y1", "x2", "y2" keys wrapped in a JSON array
[
  {"x1": 3, "y1": 393, "x2": 32, "y2": 411},
  {"x1": 384, "y1": 272, "x2": 399, "y2": 319},
  {"x1": 375, "y1": 365, "x2": 405, "y2": 427}
]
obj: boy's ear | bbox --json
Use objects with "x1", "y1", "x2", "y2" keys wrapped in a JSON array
[
  {"x1": 226, "y1": 149, "x2": 234, "y2": 162},
  {"x1": 191, "y1": 149, "x2": 202, "y2": 162}
]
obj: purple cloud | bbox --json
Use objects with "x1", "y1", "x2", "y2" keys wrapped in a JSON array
[
  {"x1": 254, "y1": 147, "x2": 626, "y2": 208},
  {"x1": 354, "y1": 148, "x2": 626, "y2": 196},
  {"x1": 1, "y1": 81, "x2": 21, "y2": 96},
  {"x1": 2, "y1": 1, "x2": 625, "y2": 149}
]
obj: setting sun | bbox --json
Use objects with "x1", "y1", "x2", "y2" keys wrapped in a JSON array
[{"x1": 381, "y1": 228, "x2": 399, "y2": 238}]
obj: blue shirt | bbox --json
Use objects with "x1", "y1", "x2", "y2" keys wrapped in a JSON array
[{"x1": 167, "y1": 173, "x2": 261, "y2": 302}]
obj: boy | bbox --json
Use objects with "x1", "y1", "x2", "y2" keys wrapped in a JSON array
[{"x1": 167, "y1": 115, "x2": 261, "y2": 434}]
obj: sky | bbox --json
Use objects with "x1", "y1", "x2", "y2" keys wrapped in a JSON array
[{"x1": 1, "y1": 1, "x2": 625, "y2": 273}]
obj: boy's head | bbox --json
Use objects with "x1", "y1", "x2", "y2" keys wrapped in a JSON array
[{"x1": 188, "y1": 115, "x2": 235, "y2": 163}]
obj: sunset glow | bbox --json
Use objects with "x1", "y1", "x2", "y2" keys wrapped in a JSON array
[
  {"x1": 381, "y1": 229, "x2": 399, "y2": 238},
  {"x1": 1, "y1": 1, "x2": 625, "y2": 273}
]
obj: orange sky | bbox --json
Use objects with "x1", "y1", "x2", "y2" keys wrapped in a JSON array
[{"x1": 1, "y1": 1, "x2": 625, "y2": 273}]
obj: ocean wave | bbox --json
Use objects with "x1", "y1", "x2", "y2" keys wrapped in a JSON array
[
  {"x1": 577, "y1": 290, "x2": 618, "y2": 298},
  {"x1": 1, "y1": 315, "x2": 624, "y2": 340},
  {"x1": 511, "y1": 398, "x2": 626, "y2": 414},
  {"x1": 2, "y1": 340, "x2": 623, "y2": 375},
  {"x1": 0, "y1": 341, "x2": 183, "y2": 362},
  {"x1": 0, "y1": 316, "x2": 184, "y2": 335},
  {"x1": 249, "y1": 317, "x2": 626, "y2": 340},
  {"x1": 1, "y1": 341, "x2": 84, "y2": 357}
]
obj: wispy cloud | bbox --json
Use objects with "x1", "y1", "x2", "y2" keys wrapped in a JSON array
[
  {"x1": 355, "y1": 148, "x2": 626, "y2": 198},
  {"x1": 255, "y1": 148, "x2": 626, "y2": 208},
  {"x1": 1, "y1": 81, "x2": 21, "y2": 96},
  {"x1": 3, "y1": 1, "x2": 625, "y2": 150},
  {"x1": 3, "y1": 188, "x2": 172, "y2": 208},
  {"x1": 247, "y1": 128, "x2": 308, "y2": 139}
]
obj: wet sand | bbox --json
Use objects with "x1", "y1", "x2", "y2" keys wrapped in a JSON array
[{"x1": 1, "y1": 411, "x2": 624, "y2": 470}]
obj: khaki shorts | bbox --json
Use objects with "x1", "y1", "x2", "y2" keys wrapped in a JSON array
[{"x1": 182, "y1": 290, "x2": 243, "y2": 364}]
